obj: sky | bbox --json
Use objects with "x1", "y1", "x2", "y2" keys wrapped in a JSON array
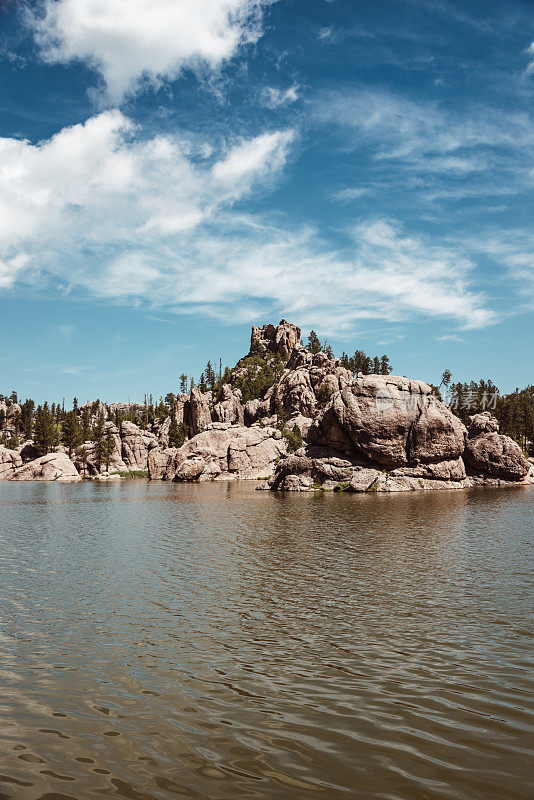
[{"x1": 0, "y1": 0, "x2": 533, "y2": 404}]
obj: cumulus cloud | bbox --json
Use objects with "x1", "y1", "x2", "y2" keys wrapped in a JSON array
[
  {"x1": 0, "y1": 110, "x2": 294, "y2": 285},
  {"x1": 0, "y1": 110, "x2": 494, "y2": 332},
  {"x1": 30, "y1": 0, "x2": 268, "y2": 102}
]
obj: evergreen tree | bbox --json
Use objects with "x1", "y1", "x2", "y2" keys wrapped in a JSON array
[
  {"x1": 380, "y1": 355, "x2": 392, "y2": 375},
  {"x1": 205, "y1": 361, "x2": 216, "y2": 390},
  {"x1": 21, "y1": 399, "x2": 34, "y2": 439},
  {"x1": 62, "y1": 410, "x2": 81, "y2": 457},
  {"x1": 0, "y1": 408, "x2": 5, "y2": 437},
  {"x1": 307, "y1": 330, "x2": 322, "y2": 354},
  {"x1": 168, "y1": 417, "x2": 187, "y2": 448},
  {"x1": 81, "y1": 408, "x2": 92, "y2": 442},
  {"x1": 179, "y1": 374, "x2": 188, "y2": 393},
  {"x1": 102, "y1": 428, "x2": 116, "y2": 472},
  {"x1": 33, "y1": 403, "x2": 56, "y2": 456},
  {"x1": 92, "y1": 414, "x2": 106, "y2": 471},
  {"x1": 76, "y1": 445, "x2": 89, "y2": 477},
  {"x1": 372, "y1": 356, "x2": 381, "y2": 374}
]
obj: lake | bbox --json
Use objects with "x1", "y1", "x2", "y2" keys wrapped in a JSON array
[{"x1": 0, "y1": 481, "x2": 533, "y2": 800}]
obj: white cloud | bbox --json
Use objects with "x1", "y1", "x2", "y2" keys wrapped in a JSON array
[
  {"x1": 0, "y1": 254, "x2": 30, "y2": 289},
  {"x1": 314, "y1": 88, "x2": 534, "y2": 199},
  {"x1": 0, "y1": 110, "x2": 294, "y2": 287},
  {"x1": 30, "y1": 0, "x2": 267, "y2": 102},
  {"x1": 260, "y1": 85, "x2": 299, "y2": 108},
  {"x1": 527, "y1": 42, "x2": 534, "y2": 76},
  {"x1": 330, "y1": 187, "x2": 368, "y2": 202},
  {"x1": 0, "y1": 113, "x2": 495, "y2": 333}
]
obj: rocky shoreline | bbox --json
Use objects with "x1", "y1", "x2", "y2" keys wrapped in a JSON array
[{"x1": 1, "y1": 320, "x2": 533, "y2": 490}]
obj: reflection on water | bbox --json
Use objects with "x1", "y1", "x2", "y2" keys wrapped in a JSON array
[{"x1": 0, "y1": 481, "x2": 533, "y2": 800}]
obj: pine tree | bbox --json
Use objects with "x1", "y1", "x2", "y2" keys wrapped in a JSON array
[
  {"x1": 205, "y1": 361, "x2": 216, "y2": 390},
  {"x1": 307, "y1": 330, "x2": 322, "y2": 354},
  {"x1": 76, "y1": 445, "x2": 89, "y2": 477},
  {"x1": 169, "y1": 417, "x2": 187, "y2": 448},
  {"x1": 92, "y1": 414, "x2": 106, "y2": 472},
  {"x1": 81, "y1": 408, "x2": 91, "y2": 442},
  {"x1": 21, "y1": 399, "x2": 34, "y2": 439},
  {"x1": 102, "y1": 428, "x2": 116, "y2": 472},
  {"x1": 179, "y1": 373, "x2": 188, "y2": 394},
  {"x1": 33, "y1": 403, "x2": 56, "y2": 456},
  {"x1": 380, "y1": 355, "x2": 392, "y2": 375},
  {"x1": 62, "y1": 410, "x2": 81, "y2": 457}
]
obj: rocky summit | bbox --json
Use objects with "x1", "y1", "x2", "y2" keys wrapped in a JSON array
[{"x1": 1, "y1": 320, "x2": 532, "y2": 490}]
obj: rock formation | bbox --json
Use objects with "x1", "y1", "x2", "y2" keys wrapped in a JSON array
[
  {"x1": 148, "y1": 423, "x2": 286, "y2": 482},
  {"x1": 2, "y1": 319, "x2": 531, "y2": 488},
  {"x1": 464, "y1": 412, "x2": 529, "y2": 481}
]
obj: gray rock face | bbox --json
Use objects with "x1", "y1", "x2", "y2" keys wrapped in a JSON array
[
  {"x1": 147, "y1": 447, "x2": 179, "y2": 480},
  {"x1": 153, "y1": 423, "x2": 287, "y2": 482},
  {"x1": 120, "y1": 421, "x2": 157, "y2": 471},
  {"x1": 11, "y1": 452, "x2": 81, "y2": 482},
  {"x1": 188, "y1": 387, "x2": 212, "y2": 436},
  {"x1": 250, "y1": 319, "x2": 301, "y2": 358},
  {"x1": 268, "y1": 449, "x2": 467, "y2": 493},
  {"x1": 0, "y1": 445, "x2": 22, "y2": 479},
  {"x1": 464, "y1": 414, "x2": 528, "y2": 481},
  {"x1": 212, "y1": 385, "x2": 244, "y2": 425},
  {"x1": 331, "y1": 375, "x2": 466, "y2": 467}
]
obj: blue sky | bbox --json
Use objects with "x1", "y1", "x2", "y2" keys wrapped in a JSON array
[{"x1": 1, "y1": 0, "x2": 533, "y2": 404}]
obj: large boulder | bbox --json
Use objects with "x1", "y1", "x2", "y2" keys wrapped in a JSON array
[
  {"x1": 268, "y1": 447, "x2": 467, "y2": 492},
  {"x1": 12, "y1": 452, "x2": 81, "y2": 481},
  {"x1": 464, "y1": 413, "x2": 529, "y2": 481},
  {"x1": 0, "y1": 445, "x2": 22, "y2": 479},
  {"x1": 147, "y1": 447, "x2": 179, "y2": 480},
  {"x1": 331, "y1": 375, "x2": 466, "y2": 467},
  {"x1": 156, "y1": 423, "x2": 287, "y2": 482}
]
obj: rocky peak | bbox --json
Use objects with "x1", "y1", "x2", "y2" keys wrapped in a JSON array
[{"x1": 250, "y1": 319, "x2": 302, "y2": 359}]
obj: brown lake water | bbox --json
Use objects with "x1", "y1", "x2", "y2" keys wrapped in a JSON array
[{"x1": 0, "y1": 481, "x2": 533, "y2": 800}]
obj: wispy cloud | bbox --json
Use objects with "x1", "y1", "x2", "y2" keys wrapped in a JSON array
[
  {"x1": 260, "y1": 85, "x2": 299, "y2": 108},
  {"x1": 0, "y1": 108, "x2": 499, "y2": 335},
  {"x1": 330, "y1": 187, "x2": 368, "y2": 202},
  {"x1": 314, "y1": 88, "x2": 534, "y2": 202}
]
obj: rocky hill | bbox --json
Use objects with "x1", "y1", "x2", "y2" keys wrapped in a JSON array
[{"x1": 1, "y1": 319, "x2": 532, "y2": 489}]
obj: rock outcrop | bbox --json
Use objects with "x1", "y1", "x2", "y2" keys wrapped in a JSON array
[
  {"x1": 148, "y1": 423, "x2": 286, "y2": 482},
  {"x1": 11, "y1": 452, "x2": 81, "y2": 482},
  {"x1": 325, "y1": 375, "x2": 466, "y2": 467},
  {"x1": 3, "y1": 319, "x2": 531, "y2": 489},
  {"x1": 250, "y1": 319, "x2": 301, "y2": 358},
  {"x1": 0, "y1": 445, "x2": 22, "y2": 479},
  {"x1": 188, "y1": 387, "x2": 212, "y2": 436},
  {"x1": 212, "y1": 385, "x2": 244, "y2": 425},
  {"x1": 120, "y1": 421, "x2": 158, "y2": 471},
  {"x1": 464, "y1": 412, "x2": 529, "y2": 481}
]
